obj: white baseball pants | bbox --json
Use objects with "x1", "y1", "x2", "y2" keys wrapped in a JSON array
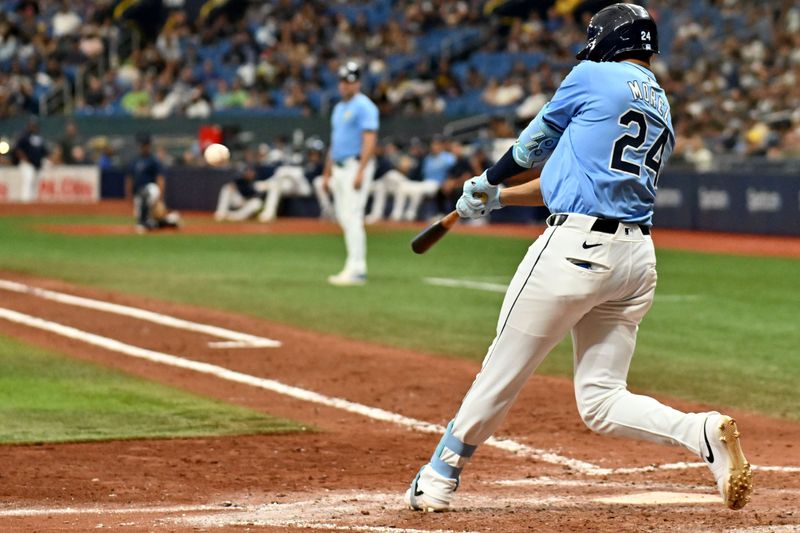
[
  {"x1": 258, "y1": 165, "x2": 313, "y2": 222},
  {"x1": 19, "y1": 161, "x2": 39, "y2": 203},
  {"x1": 214, "y1": 184, "x2": 263, "y2": 221},
  {"x1": 391, "y1": 179, "x2": 439, "y2": 221},
  {"x1": 133, "y1": 183, "x2": 161, "y2": 224},
  {"x1": 432, "y1": 213, "x2": 710, "y2": 479},
  {"x1": 331, "y1": 157, "x2": 374, "y2": 276},
  {"x1": 367, "y1": 169, "x2": 409, "y2": 222}
]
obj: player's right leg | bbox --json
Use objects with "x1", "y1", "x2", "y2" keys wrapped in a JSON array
[{"x1": 570, "y1": 234, "x2": 752, "y2": 510}]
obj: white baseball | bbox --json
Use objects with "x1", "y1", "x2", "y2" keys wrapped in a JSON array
[{"x1": 204, "y1": 143, "x2": 230, "y2": 167}]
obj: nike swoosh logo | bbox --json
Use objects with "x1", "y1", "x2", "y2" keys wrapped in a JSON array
[
  {"x1": 703, "y1": 419, "x2": 715, "y2": 463},
  {"x1": 415, "y1": 490, "x2": 424, "y2": 496},
  {"x1": 582, "y1": 242, "x2": 603, "y2": 249}
]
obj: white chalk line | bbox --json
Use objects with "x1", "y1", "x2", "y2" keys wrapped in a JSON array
[
  {"x1": 424, "y1": 277, "x2": 506, "y2": 293},
  {"x1": 1, "y1": 291, "x2": 798, "y2": 476},
  {"x1": 0, "y1": 279, "x2": 280, "y2": 349},
  {"x1": 422, "y1": 277, "x2": 700, "y2": 301},
  {"x1": 0, "y1": 306, "x2": 598, "y2": 475},
  {"x1": 0, "y1": 504, "x2": 223, "y2": 517}
]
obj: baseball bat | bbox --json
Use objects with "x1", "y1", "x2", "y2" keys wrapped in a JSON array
[{"x1": 410, "y1": 193, "x2": 487, "y2": 254}]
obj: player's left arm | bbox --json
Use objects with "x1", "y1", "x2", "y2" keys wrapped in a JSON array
[
  {"x1": 354, "y1": 130, "x2": 377, "y2": 189},
  {"x1": 354, "y1": 100, "x2": 379, "y2": 189}
]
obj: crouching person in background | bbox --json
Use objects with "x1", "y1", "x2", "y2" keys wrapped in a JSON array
[
  {"x1": 214, "y1": 163, "x2": 266, "y2": 221},
  {"x1": 126, "y1": 133, "x2": 181, "y2": 233}
]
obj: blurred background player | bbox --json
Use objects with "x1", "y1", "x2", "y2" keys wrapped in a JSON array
[
  {"x1": 125, "y1": 133, "x2": 180, "y2": 233},
  {"x1": 12, "y1": 116, "x2": 48, "y2": 202},
  {"x1": 213, "y1": 162, "x2": 266, "y2": 222},
  {"x1": 364, "y1": 140, "x2": 412, "y2": 224},
  {"x1": 391, "y1": 134, "x2": 456, "y2": 221},
  {"x1": 322, "y1": 61, "x2": 379, "y2": 286},
  {"x1": 257, "y1": 137, "x2": 325, "y2": 222}
]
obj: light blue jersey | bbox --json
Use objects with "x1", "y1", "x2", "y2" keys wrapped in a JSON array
[
  {"x1": 529, "y1": 60, "x2": 674, "y2": 225},
  {"x1": 330, "y1": 93, "x2": 379, "y2": 162}
]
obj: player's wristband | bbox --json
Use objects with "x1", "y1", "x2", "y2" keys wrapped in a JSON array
[{"x1": 486, "y1": 147, "x2": 526, "y2": 185}]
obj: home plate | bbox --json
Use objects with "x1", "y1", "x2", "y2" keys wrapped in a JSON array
[{"x1": 594, "y1": 491, "x2": 722, "y2": 505}]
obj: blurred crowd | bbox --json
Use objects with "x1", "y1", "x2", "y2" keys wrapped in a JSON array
[{"x1": 1, "y1": 0, "x2": 800, "y2": 163}]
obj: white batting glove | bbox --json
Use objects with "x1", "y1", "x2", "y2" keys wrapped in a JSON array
[{"x1": 456, "y1": 173, "x2": 502, "y2": 219}]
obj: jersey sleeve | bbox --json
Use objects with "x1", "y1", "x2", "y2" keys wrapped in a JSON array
[
  {"x1": 539, "y1": 61, "x2": 592, "y2": 133},
  {"x1": 359, "y1": 99, "x2": 379, "y2": 132}
]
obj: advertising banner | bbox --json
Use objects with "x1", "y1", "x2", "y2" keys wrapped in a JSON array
[{"x1": 0, "y1": 165, "x2": 100, "y2": 203}]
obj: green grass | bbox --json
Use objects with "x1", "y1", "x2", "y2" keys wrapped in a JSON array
[
  {"x1": 0, "y1": 335, "x2": 306, "y2": 444},
  {"x1": 0, "y1": 214, "x2": 797, "y2": 421}
]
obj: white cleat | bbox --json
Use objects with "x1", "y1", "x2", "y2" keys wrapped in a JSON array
[
  {"x1": 404, "y1": 464, "x2": 457, "y2": 512},
  {"x1": 327, "y1": 271, "x2": 367, "y2": 286},
  {"x1": 701, "y1": 414, "x2": 753, "y2": 510}
]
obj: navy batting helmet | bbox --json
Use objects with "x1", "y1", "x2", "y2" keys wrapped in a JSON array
[{"x1": 576, "y1": 3, "x2": 658, "y2": 62}]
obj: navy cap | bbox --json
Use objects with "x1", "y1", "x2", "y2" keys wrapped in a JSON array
[{"x1": 338, "y1": 61, "x2": 361, "y2": 82}]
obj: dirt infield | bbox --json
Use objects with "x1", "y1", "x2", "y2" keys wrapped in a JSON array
[
  {"x1": 1, "y1": 202, "x2": 799, "y2": 531},
  {"x1": 5, "y1": 200, "x2": 799, "y2": 258},
  {"x1": 0, "y1": 272, "x2": 798, "y2": 532}
]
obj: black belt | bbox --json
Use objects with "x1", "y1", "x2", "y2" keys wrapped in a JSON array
[
  {"x1": 549, "y1": 214, "x2": 650, "y2": 235},
  {"x1": 334, "y1": 155, "x2": 360, "y2": 167}
]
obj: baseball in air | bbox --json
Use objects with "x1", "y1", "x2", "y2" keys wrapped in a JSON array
[{"x1": 204, "y1": 143, "x2": 230, "y2": 166}]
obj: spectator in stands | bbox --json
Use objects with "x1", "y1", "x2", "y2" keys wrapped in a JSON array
[
  {"x1": 57, "y1": 121, "x2": 84, "y2": 165},
  {"x1": 516, "y1": 75, "x2": 548, "y2": 119},
  {"x1": 13, "y1": 116, "x2": 48, "y2": 202},
  {"x1": 121, "y1": 78, "x2": 151, "y2": 116},
  {"x1": 79, "y1": 25, "x2": 104, "y2": 60},
  {"x1": 482, "y1": 77, "x2": 524, "y2": 107},
  {"x1": 52, "y1": 2, "x2": 82, "y2": 38},
  {"x1": 185, "y1": 87, "x2": 212, "y2": 119},
  {"x1": 151, "y1": 88, "x2": 177, "y2": 119},
  {"x1": 4, "y1": 0, "x2": 800, "y2": 159}
]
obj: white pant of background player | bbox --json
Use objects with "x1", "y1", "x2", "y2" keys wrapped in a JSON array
[
  {"x1": 329, "y1": 156, "x2": 374, "y2": 281},
  {"x1": 258, "y1": 165, "x2": 313, "y2": 222},
  {"x1": 214, "y1": 184, "x2": 264, "y2": 221},
  {"x1": 18, "y1": 161, "x2": 39, "y2": 203},
  {"x1": 411, "y1": 213, "x2": 730, "y2": 508},
  {"x1": 390, "y1": 178, "x2": 440, "y2": 221},
  {"x1": 214, "y1": 166, "x2": 312, "y2": 222},
  {"x1": 313, "y1": 169, "x2": 405, "y2": 223},
  {"x1": 365, "y1": 169, "x2": 411, "y2": 223}
]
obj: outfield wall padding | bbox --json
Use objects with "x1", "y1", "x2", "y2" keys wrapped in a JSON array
[{"x1": 99, "y1": 167, "x2": 800, "y2": 236}]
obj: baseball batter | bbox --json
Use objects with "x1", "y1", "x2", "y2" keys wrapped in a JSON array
[
  {"x1": 323, "y1": 61, "x2": 379, "y2": 286},
  {"x1": 406, "y1": 4, "x2": 752, "y2": 512}
]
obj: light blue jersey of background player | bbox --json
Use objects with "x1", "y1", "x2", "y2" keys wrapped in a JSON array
[{"x1": 515, "y1": 60, "x2": 675, "y2": 225}]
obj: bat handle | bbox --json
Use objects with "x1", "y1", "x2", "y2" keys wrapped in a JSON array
[{"x1": 441, "y1": 210, "x2": 460, "y2": 228}]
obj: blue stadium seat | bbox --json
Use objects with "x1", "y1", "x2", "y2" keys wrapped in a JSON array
[{"x1": 471, "y1": 52, "x2": 512, "y2": 80}]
